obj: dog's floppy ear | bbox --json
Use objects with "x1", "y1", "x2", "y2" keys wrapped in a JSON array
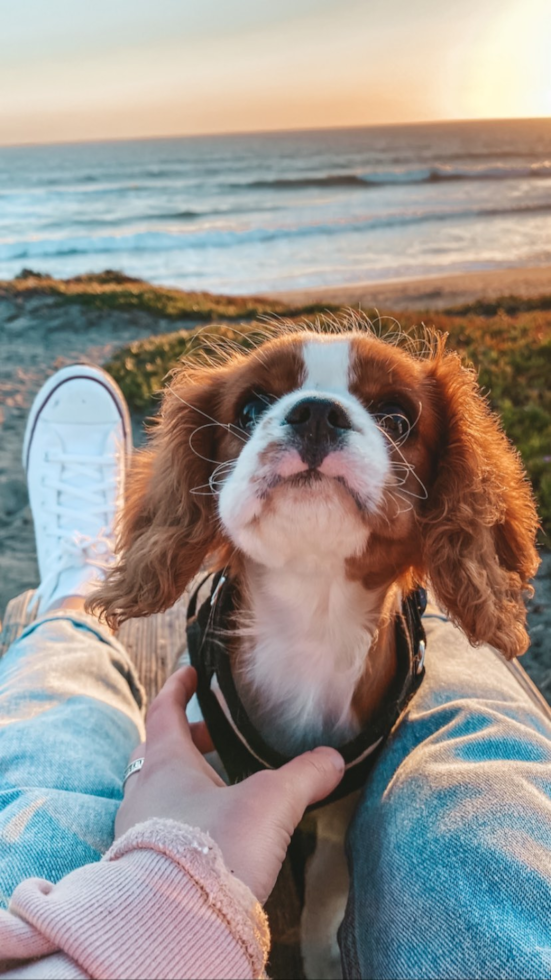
[
  {"x1": 89, "y1": 369, "x2": 227, "y2": 628},
  {"x1": 420, "y1": 347, "x2": 540, "y2": 659}
]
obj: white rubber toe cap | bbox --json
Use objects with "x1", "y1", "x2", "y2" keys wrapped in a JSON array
[
  {"x1": 22, "y1": 364, "x2": 133, "y2": 610},
  {"x1": 23, "y1": 365, "x2": 132, "y2": 471}
]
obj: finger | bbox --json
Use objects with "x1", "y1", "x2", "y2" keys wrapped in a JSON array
[
  {"x1": 129, "y1": 741, "x2": 146, "y2": 765},
  {"x1": 145, "y1": 668, "x2": 222, "y2": 782},
  {"x1": 255, "y1": 747, "x2": 345, "y2": 828},
  {"x1": 145, "y1": 667, "x2": 198, "y2": 744},
  {"x1": 189, "y1": 721, "x2": 215, "y2": 755},
  {"x1": 122, "y1": 742, "x2": 146, "y2": 796},
  {"x1": 161, "y1": 665, "x2": 199, "y2": 710},
  {"x1": 146, "y1": 666, "x2": 198, "y2": 725}
]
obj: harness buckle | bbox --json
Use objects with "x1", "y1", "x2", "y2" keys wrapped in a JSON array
[
  {"x1": 416, "y1": 639, "x2": 426, "y2": 675},
  {"x1": 210, "y1": 574, "x2": 227, "y2": 608}
]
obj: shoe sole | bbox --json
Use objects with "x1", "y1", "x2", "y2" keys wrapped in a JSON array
[{"x1": 22, "y1": 364, "x2": 133, "y2": 473}]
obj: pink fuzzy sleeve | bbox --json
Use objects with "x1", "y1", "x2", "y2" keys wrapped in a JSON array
[{"x1": 0, "y1": 820, "x2": 270, "y2": 979}]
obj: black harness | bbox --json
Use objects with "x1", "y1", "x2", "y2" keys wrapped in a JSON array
[{"x1": 187, "y1": 572, "x2": 427, "y2": 809}]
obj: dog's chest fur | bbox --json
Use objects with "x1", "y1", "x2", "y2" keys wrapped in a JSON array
[{"x1": 233, "y1": 561, "x2": 386, "y2": 755}]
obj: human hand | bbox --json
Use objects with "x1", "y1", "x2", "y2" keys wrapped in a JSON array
[{"x1": 115, "y1": 666, "x2": 345, "y2": 903}]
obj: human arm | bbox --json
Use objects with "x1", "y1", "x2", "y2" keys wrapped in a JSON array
[
  {"x1": 0, "y1": 668, "x2": 344, "y2": 979},
  {"x1": 0, "y1": 819, "x2": 269, "y2": 980}
]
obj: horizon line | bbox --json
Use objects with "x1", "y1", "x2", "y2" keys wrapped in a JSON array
[{"x1": 1, "y1": 114, "x2": 550, "y2": 150}]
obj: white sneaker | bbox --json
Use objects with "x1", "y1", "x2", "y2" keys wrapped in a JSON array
[{"x1": 23, "y1": 364, "x2": 132, "y2": 614}]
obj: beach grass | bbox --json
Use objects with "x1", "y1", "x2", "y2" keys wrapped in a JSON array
[
  {"x1": 0, "y1": 269, "x2": 336, "y2": 322},
  {"x1": 105, "y1": 298, "x2": 551, "y2": 539},
  {"x1": 5, "y1": 271, "x2": 546, "y2": 537}
]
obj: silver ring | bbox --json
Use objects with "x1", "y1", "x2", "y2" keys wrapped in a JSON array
[{"x1": 123, "y1": 757, "x2": 144, "y2": 788}]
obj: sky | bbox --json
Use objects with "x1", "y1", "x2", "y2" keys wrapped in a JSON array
[{"x1": 1, "y1": 0, "x2": 550, "y2": 146}]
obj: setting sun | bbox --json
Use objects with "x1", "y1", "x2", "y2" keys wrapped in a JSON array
[{"x1": 462, "y1": 0, "x2": 551, "y2": 119}]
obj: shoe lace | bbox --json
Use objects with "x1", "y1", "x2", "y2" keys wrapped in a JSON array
[{"x1": 32, "y1": 451, "x2": 119, "y2": 611}]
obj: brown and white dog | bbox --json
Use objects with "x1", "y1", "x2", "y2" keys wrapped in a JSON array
[{"x1": 92, "y1": 316, "x2": 539, "y2": 975}]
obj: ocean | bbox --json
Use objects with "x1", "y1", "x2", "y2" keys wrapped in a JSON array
[{"x1": 1, "y1": 118, "x2": 551, "y2": 295}]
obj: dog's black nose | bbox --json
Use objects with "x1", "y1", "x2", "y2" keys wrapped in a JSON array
[{"x1": 284, "y1": 397, "x2": 352, "y2": 467}]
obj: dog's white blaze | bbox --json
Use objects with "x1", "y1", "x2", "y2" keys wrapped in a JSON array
[{"x1": 301, "y1": 339, "x2": 351, "y2": 394}]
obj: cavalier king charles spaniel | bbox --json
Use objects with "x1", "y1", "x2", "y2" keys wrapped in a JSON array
[{"x1": 91, "y1": 315, "x2": 539, "y2": 976}]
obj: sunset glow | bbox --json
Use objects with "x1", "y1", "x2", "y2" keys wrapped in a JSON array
[{"x1": 1, "y1": 0, "x2": 550, "y2": 145}]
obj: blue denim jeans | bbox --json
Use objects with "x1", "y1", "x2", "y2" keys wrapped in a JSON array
[
  {"x1": 0, "y1": 608, "x2": 550, "y2": 978},
  {"x1": 341, "y1": 609, "x2": 551, "y2": 980},
  {"x1": 0, "y1": 612, "x2": 145, "y2": 909}
]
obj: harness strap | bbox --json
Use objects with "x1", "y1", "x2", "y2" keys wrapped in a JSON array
[{"x1": 187, "y1": 572, "x2": 426, "y2": 808}]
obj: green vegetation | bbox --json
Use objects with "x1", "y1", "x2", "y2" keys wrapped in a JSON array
[
  {"x1": 107, "y1": 321, "x2": 282, "y2": 410},
  {"x1": 445, "y1": 294, "x2": 551, "y2": 317},
  {"x1": 106, "y1": 301, "x2": 551, "y2": 540},
  {"x1": 406, "y1": 307, "x2": 551, "y2": 538},
  {"x1": 0, "y1": 269, "x2": 335, "y2": 322},
  {"x1": 7, "y1": 272, "x2": 546, "y2": 533}
]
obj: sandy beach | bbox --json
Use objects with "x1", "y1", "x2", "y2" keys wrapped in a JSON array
[
  {"x1": 265, "y1": 263, "x2": 551, "y2": 311},
  {"x1": 0, "y1": 266, "x2": 549, "y2": 699}
]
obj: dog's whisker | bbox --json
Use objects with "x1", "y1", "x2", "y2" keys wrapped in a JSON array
[
  {"x1": 384, "y1": 430, "x2": 429, "y2": 500},
  {"x1": 187, "y1": 455, "x2": 238, "y2": 493},
  {"x1": 188, "y1": 424, "x2": 226, "y2": 456},
  {"x1": 182, "y1": 323, "x2": 276, "y2": 368},
  {"x1": 188, "y1": 432, "x2": 241, "y2": 468},
  {"x1": 189, "y1": 474, "x2": 233, "y2": 497},
  {"x1": 211, "y1": 459, "x2": 237, "y2": 475},
  {"x1": 209, "y1": 465, "x2": 236, "y2": 492},
  {"x1": 388, "y1": 468, "x2": 429, "y2": 499},
  {"x1": 407, "y1": 400, "x2": 424, "y2": 436},
  {"x1": 387, "y1": 489, "x2": 415, "y2": 516},
  {"x1": 168, "y1": 388, "x2": 248, "y2": 443},
  {"x1": 254, "y1": 391, "x2": 274, "y2": 408}
]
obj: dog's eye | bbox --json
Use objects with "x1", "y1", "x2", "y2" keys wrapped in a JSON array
[
  {"x1": 237, "y1": 393, "x2": 272, "y2": 432},
  {"x1": 373, "y1": 402, "x2": 411, "y2": 439}
]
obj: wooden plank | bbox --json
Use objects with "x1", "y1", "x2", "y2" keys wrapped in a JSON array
[{"x1": 0, "y1": 590, "x2": 191, "y2": 704}]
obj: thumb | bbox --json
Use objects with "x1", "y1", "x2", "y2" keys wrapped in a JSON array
[{"x1": 270, "y1": 747, "x2": 345, "y2": 827}]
